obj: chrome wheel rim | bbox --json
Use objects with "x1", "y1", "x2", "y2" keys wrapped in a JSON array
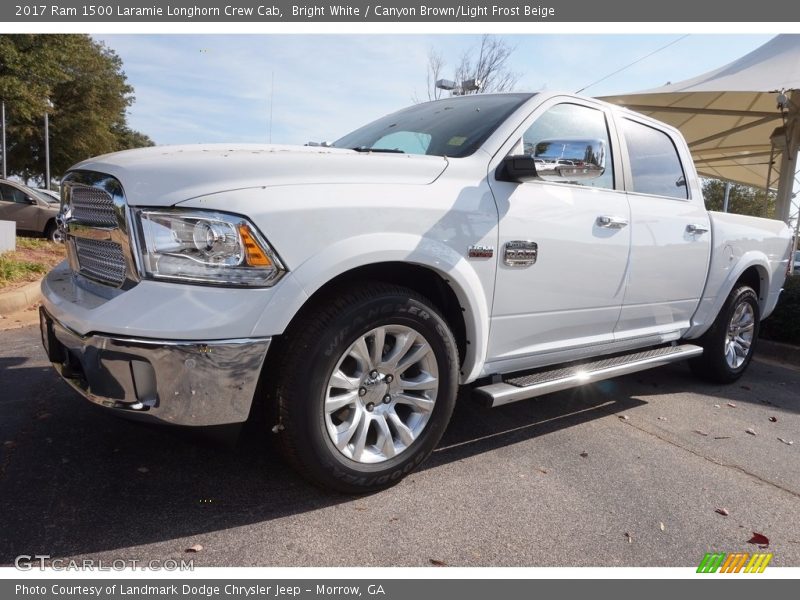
[
  {"x1": 725, "y1": 301, "x2": 755, "y2": 369},
  {"x1": 324, "y1": 325, "x2": 439, "y2": 464}
]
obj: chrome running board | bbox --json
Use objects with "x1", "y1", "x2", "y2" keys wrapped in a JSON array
[{"x1": 475, "y1": 344, "x2": 703, "y2": 408}]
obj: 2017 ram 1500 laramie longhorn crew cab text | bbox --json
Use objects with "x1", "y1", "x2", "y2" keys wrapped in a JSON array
[{"x1": 40, "y1": 92, "x2": 793, "y2": 493}]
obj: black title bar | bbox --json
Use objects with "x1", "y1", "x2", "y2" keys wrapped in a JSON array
[{"x1": 3, "y1": 0, "x2": 799, "y2": 22}]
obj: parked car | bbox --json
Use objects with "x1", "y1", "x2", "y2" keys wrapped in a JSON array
[
  {"x1": 40, "y1": 92, "x2": 793, "y2": 493},
  {"x1": 36, "y1": 188, "x2": 61, "y2": 203},
  {"x1": 0, "y1": 179, "x2": 61, "y2": 242},
  {"x1": 793, "y1": 250, "x2": 800, "y2": 274}
]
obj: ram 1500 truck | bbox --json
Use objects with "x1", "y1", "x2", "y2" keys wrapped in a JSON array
[{"x1": 40, "y1": 92, "x2": 793, "y2": 493}]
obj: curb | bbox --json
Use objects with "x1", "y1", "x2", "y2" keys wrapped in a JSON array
[
  {"x1": 757, "y1": 338, "x2": 800, "y2": 368},
  {"x1": 0, "y1": 280, "x2": 42, "y2": 315}
]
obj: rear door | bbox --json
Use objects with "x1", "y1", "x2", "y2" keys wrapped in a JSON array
[{"x1": 613, "y1": 116, "x2": 711, "y2": 339}]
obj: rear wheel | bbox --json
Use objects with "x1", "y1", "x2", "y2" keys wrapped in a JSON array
[
  {"x1": 268, "y1": 282, "x2": 459, "y2": 494},
  {"x1": 690, "y1": 285, "x2": 759, "y2": 383}
]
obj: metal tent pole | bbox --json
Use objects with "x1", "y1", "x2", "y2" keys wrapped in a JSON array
[{"x1": 774, "y1": 90, "x2": 800, "y2": 224}]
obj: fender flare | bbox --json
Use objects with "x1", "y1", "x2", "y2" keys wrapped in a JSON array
[{"x1": 250, "y1": 232, "x2": 492, "y2": 383}]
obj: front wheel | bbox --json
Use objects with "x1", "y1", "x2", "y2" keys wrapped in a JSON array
[
  {"x1": 690, "y1": 285, "x2": 760, "y2": 383},
  {"x1": 44, "y1": 221, "x2": 63, "y2": 243},
  {"x1": 268, "y1": 283, "x2": 459, "y2": 494}
]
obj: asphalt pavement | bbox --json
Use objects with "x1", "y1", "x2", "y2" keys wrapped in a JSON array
[{"x1": 1, "y1": 324, "x2": 799, "y2": 567}]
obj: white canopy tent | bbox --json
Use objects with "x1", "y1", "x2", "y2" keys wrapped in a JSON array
[{"x1": 601, "y1": 34, "x2": 800, "y2": 225}]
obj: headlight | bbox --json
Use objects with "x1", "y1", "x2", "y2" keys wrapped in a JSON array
[{"x1": 136, "y1": 209, "x2": 285, "y2": 287}]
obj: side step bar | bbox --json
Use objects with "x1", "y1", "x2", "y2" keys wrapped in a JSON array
[{"x1": 475, "y1": 344, "x2": 703, "y2": 408}]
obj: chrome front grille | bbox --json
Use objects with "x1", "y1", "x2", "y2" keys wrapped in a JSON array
[
  {"x1": 73, "y1": 238, "x2": 127, "y2": 288},
  {"x1": 70, "y1": 186, "x2": 118, "y2": 227},
  {"x1": 61, "y1": 172, "x2": 138, "y2": 289}
]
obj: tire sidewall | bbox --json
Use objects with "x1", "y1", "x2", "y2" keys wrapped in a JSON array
[
  {"x1": 712, "y1": 286, "x2": 760, "y2": 379},
  {"x1": 287, "y1": 292, "x2": 458, "y2": 492}
]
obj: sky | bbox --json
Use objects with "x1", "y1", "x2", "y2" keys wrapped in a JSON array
[{"x1": 95, "y1": 34, "x2": 775, "y2": 146}]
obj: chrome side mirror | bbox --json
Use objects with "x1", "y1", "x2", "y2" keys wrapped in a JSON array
[{"x1": 502, "y1": 138, "x2": 606, "y2": 183}]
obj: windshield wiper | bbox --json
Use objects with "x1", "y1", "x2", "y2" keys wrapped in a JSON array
[{"x1": 350, "y1": 146, "x2": 405, "y2": 153}]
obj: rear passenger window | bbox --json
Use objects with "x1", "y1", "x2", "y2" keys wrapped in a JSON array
[{"x1": 622, "y1": 119, "x2": 688, "y2": 199}]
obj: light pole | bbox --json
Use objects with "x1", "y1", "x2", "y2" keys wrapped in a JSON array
[
  {"x1": 1, "y1": 100, "x2": 6, "y2": 179},
  {"x1": 435, "y1": 78, "x2": 483, "y2": 96},
  {"x1": 44, "y1": 98, "x2": 53, "y2": 190}
]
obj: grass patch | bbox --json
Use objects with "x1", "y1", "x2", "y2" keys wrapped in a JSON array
[
  {"x1": 0, "y1": 236, "x2": 66, "y2": 289},
  {"x1": 0, "y1": 252, "x2": 49, "y2": 286},
  {"x1": 15, "y1": 237, "x2": 54, "y2": 251}
]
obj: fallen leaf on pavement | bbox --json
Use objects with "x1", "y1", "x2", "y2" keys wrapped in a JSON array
[
  {"x1": 778, "y1": 438, "x2": 794, "y2": 445},
  {"x1": 579, "y1": 451, "x2": 589, "y2": 458},
  {"x1": 429, "y1": 559, "x2": 447, "y2": 567},
  {"x1": 715, "y1": 508, "x2": 730, "y2": 516},
  {"x1": 185, "y1": 544, "x2": 203, "y2": 553},
  {"x1": 694, "y1": 430, "x2": 709, "y2": 436},
  {"x1": 727, "y1": 402, "x2": 737, "y2": 407},
  {"x1": 746, "y1": 428, "x2": 757, "y2": 436},
  {"x1": 748, "y1": 532, "x2": 769, "y2": 547},
  {"x1": 713, "y1": 404, "x2": 721, "y2": 409},
  {"x1": 624, "y1": 532, "x2": 632, "y2": 543},
  {"x1": 769, "y1": 417, "x2": 777, "y2": 423},
  {"x1": 657, "y1": 417, "x2": 668, "y2": 421},
  {"x1": 136, "y1": 466, "x2": 149, "y2": 473},
  {"x1": 660, "y1": 522, "x2": 665, "y2": 531},
  {"x1": 537, "y1": 468, "x2": 549, "y2": 474},
  {"x1": 714, "y1": 436, "x2": 731, "y2": 440},
  {"x1": 618, "y1": 415, "x2": 630, "y2": 420}
]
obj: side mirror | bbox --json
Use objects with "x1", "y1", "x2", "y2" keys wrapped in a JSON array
[
  {"x1": 501, "y1": 138, "x2": 606, "y2": 184},
  {"x1": 25, "y1": 196, "x2": 37, "y2": 205}
]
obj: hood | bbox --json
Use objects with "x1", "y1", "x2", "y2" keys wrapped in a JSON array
[{"x1": 68, "y1": 144, "x2": 449, "y2": 207}]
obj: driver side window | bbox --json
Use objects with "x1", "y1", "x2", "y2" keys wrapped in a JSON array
[
  {"x1": 0, "y1": 184, "x2": 28, "y2": 203},
  {"x1": 520, "y1": 103, "x2": 615, "y2": 190}
]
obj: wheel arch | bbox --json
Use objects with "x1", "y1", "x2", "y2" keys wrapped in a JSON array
[{"x1": 253, "y1": 233, "x2": 493, "y2": 384}]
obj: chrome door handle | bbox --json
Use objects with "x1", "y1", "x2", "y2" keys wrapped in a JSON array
[
  {"x1": 596, "y1": 215, "x2": 629, "y2": 229},
  {"x1": 686, "y1": 224, "x2": 709, "y2": 235}
]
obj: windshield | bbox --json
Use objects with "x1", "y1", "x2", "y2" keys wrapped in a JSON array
[
  {"x1": 31, "y1": 189, "x2": 59, "y2": 203},
  {"x1": 333, "y1": 94, "x2": 534, "y2": 158}
]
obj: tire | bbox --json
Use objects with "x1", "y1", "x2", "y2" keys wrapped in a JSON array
[
  {"x1": 44, "y1": 221, "x2": 63, "y2": 243},
  {"x1": 689, "y1": 285, "x2": 760, "y2": 383},
  {"x1": 268, "y1": 282, "x2": 460, "y2": 494}
]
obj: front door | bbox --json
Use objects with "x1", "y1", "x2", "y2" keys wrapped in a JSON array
[
  {"x1": 487, "y1": 100, "x2": 631, "y2": 369},
  {"x1": 0, "y1": 183, "x2": 37, "y2": 230}
]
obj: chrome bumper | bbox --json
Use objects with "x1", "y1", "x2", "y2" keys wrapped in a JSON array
[{"x1": 39, "y1": 308, "x2": 270, "y2": 426}]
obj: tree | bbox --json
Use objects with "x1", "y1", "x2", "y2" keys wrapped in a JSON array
[
  {"x1": 0, "y1": 35, "x2": 153, "y2": 185},
  {"x1": 702, "y1": 179, "x2": 775, "y2": 218},
  {"x1": 420, "y1": 35, "x2": 519, "y2": 101}
]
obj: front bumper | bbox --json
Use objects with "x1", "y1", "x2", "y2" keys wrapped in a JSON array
[{"x1": 40, "y1": 308, "x2": 271, "y2": 426}]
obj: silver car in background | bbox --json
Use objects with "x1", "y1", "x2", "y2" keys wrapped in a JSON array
[{"x1": 0, "y1": 179, "x2": 62, "y2": 242}]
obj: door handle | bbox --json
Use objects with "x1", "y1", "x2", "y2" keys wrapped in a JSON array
[
  {"x1": 596, "y1": 215, "x2": 629, "y2": 229},
  {"x1": 686, "y1": 224, "x2": 709, "y2": 235}
]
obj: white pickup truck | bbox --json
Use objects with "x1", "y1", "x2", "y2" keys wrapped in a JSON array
[{"x1": 40, "y1": 92, "x2": 793, "y2": 493}]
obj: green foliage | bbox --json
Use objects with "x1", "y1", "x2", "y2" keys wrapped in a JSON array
[
  {"x1": 702, "y1": 179, "x2": 775, "y2": 218},
  {"x1": 761, "y1": 275, "x2": 800, "y2": 345},
  {"x1": 0, "y1": 252, "x2": 49, "y2": 285},
  {"x1": 0, "y1": 34, "x2": 153, "y2": 184}
]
